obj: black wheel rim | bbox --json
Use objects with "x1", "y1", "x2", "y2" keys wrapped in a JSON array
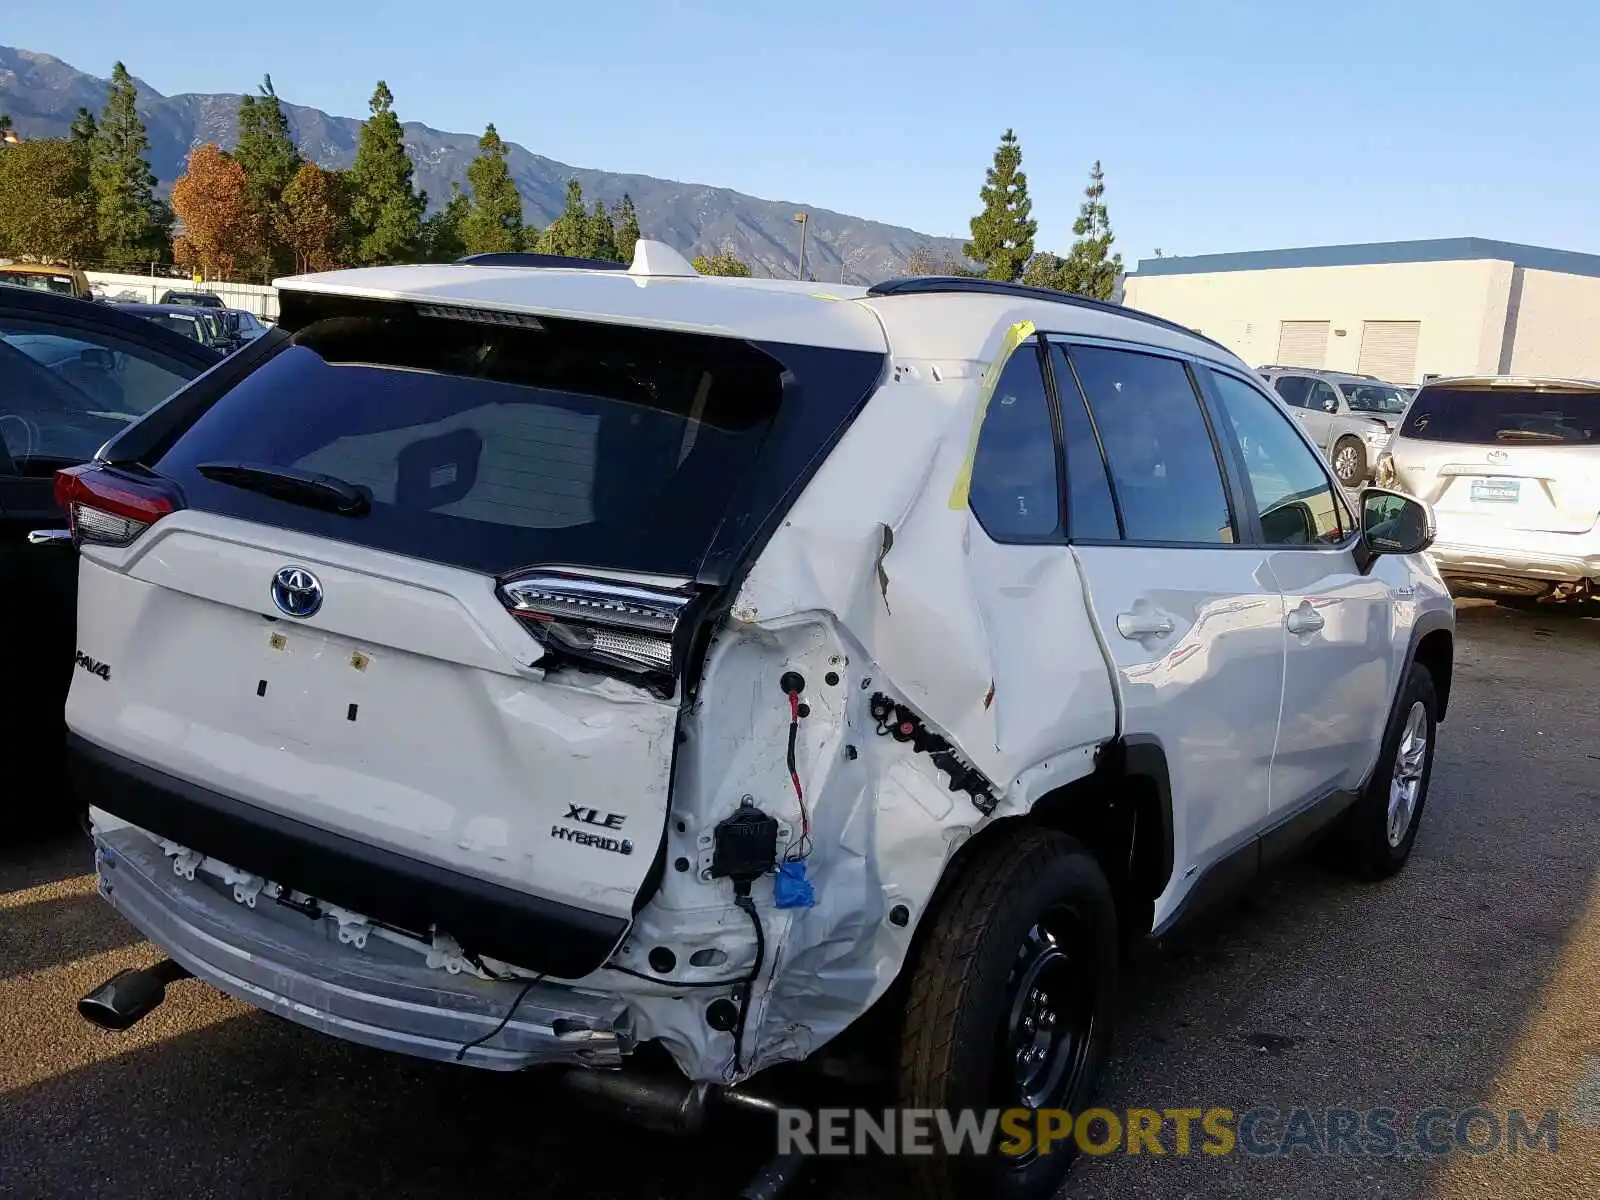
[{"x1": 997, "y1": 903, "x2": 1098, "y2": 1168}]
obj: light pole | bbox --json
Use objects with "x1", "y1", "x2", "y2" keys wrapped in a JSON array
[{"x1": 793, "y1": 211, "x2": 809, "y2": 281}]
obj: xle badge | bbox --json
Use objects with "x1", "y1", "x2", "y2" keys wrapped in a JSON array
[
  {"x1": 74, "y1": 651, "x2": 111, "y2": 681},
  {"x1": 564, "y1": 804, "x2": 625, "y2": 830}
]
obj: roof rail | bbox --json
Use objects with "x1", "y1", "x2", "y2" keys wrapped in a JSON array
[
  {"x1": 864, "y1": 276, "x2": 1233, "y2": 354},
  {"x1": 454, "y1": 251, "x2": 628, "y2": 271}
]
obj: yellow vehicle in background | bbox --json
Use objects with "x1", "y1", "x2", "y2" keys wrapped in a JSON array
[{"x1": 0, "y1": 262, "x2": 95, "y2": 301}]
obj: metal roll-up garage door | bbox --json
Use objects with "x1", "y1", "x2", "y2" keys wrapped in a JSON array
[
  {"x1": 1276, "y1": 320, "x2": 1330, "y2": 368},
  {"x1": 1357, "y1": 320, "x2": 1422, "y2": 383}
]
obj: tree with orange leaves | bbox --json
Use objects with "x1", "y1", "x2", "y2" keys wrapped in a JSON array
[
  {"x1": 170, "y1": 143, "x2": 261, "y2": 278},
  {"x1": 278, "y1": 162, "x2": 350, "y2": 273}
]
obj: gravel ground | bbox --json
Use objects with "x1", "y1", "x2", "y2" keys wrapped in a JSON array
[{"x1": 1, "y1": 600, "x2": 1596, "y2": 1199}]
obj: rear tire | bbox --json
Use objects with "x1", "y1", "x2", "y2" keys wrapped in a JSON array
[
  {"x1": 1325, "y1": 664, "x2": 1438, "y2": 879},
  {"x1": 898, "y1": 826, "x2": 1119, "y2": 1200},
  {"x1": 1332, "y1": 436, "x2": 1367, "y2": 487}
]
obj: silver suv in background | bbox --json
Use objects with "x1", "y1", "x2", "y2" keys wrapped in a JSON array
[
  {"x1": 1377, "y1": 376, "x2": 1599, "y2": 608},
  {"x1": 1259, "y1": 367, "x2": 1412, "y2": 487}
]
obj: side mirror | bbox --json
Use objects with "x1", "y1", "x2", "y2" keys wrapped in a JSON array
[
  {"x1": 79, "y1": 347, "x2": 117, "y2": 371},
  {"x1": 1321, "y1": 396, "x2": 1338, "y2": 412},
  {"x1": 1360, "y1": 488, "x2": 1435, "y2": 559}
]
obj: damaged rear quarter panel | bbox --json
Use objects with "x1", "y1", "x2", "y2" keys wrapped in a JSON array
[{"x1": 633, "y1": 330, "x2": 1118, "y2": 1080}]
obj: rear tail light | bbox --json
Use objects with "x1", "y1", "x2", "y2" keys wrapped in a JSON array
[
  {"x1": 1373, "y1": 452, "x2": 1398, "y2": 489},
  {"x1": 54, "y1": 464, "x2": 180, "y2": 548},
  {"x1": 497, "y1": 570, "x2": 694, "y2": 681}
]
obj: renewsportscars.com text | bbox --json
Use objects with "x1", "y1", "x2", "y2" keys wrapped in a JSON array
[{"x1": 777, "y1": 1106, "x2": 1561, "y2": 1159}]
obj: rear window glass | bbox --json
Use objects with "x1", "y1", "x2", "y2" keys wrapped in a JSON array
[
  {"x1": 152, "y1": 308, "x2": 822, "y2": 578},
  {"x1": 1400, "y1": 387, "x2": 1600, "y2": 445}
]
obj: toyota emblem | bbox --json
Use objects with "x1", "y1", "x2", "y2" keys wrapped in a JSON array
[{"x1": 271, "y1": 566, "x2": 324, "y2": 619}]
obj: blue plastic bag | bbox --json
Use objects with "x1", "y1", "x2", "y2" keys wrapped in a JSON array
[{"x1": 774, "y1": 860, "x2": 816, "y2": 909}]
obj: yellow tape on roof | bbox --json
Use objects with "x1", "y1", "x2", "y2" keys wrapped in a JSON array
[{"x1": 947, "y1": 320, "x2": 1036, "y2": 509}]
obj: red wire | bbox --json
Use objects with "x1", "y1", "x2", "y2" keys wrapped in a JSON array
[{"x1": 786, "y1": 691, "x2": 809, "y2": 852}]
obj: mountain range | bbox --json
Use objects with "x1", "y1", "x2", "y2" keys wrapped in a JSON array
[{"x1": 0, "y1": 46, "x2": 970, "y2": 282}]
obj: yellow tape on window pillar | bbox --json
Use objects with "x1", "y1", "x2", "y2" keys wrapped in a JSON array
[{"x1": 947, "y1": 320, "x2": 1036, "y2": 509}]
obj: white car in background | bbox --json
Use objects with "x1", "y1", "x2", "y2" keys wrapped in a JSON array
[
  {"x1": 60, "y1": 246, "x2": 1454, "y2": 1199},
  {"x1": 1377, "y1": 375, "x2": 1599, "y2": 609}
]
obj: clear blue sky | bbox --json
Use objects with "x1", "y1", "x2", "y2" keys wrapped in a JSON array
[{"x1": 9, "y1": 1, "x2": 1599, "y2": 263}]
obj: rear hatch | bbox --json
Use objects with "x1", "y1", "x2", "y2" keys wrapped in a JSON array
[
  {"x1": 66, "y1": 289, "x2": 885, "y2": 976},
  {"x1": 1392, "y1": 381, "x2": 1600, "y2": 536}
]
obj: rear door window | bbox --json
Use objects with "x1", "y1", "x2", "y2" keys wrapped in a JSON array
[
  {"x1": 1273, "y1": 376, "x2": 1311, "y2": 408},
  {"x1": 1069, "y1": 345, "x2": 1237, "y2": 545},
  {"x1": 150, "y1": 303, "x2": 881, "y2": 579},
  {"x1": 1400, "y1": 387, "x2": 1600, "y2": 445}
]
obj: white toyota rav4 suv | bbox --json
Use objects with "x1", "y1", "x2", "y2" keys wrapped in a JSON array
[{"x1": 62, "y1": 242, "x2": 1454, "y2": 1199}]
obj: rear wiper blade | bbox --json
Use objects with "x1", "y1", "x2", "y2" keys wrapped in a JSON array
[{"x1": 196, "y1": 461, "x2": 372, "y2": 516}]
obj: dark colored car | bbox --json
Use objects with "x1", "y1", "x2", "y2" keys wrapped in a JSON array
[
  {"x1": 218, "y1": 308, "x2": 271, "y2": 344},
  {"x1": 109, "y1": 302, "x2": 232, "y2": 350},
  {"x1": 157, "y1": 289, "x2": 226, "y2": 309},
  {"x1": 0, "y1": 288, "x2": 225, "y2": 803}
]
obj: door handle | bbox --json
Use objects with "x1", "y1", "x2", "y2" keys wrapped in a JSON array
[
  {"x1": 27, "y1": 529, "x2": 73, "y2": 546},
  {"x1": 1286, "y1": 602, "x2": 1326, "y2": 635},
  {"x1": 1116, "y1": 612, "x2": 1175, "y2": 641}
]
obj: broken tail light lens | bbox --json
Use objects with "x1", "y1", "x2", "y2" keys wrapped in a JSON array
[
  {"x1": 54, "y1": 464, "x2": 180, "y2": 548},
  {"x1": 497, "y1": 570, "x2": 695, "y2": 679},
  {"x1": 1373, "y1": 451, "x2": 1398, "y2": 489}
]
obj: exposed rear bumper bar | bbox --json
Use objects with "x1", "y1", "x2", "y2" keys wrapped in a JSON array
[
  {"x1": 90, "y1": 822, "x2": 635, "y2": 1070},
  {"x1": 1430, "y1": 539, "x2": 1600, "y2": 588},
  {"x1": 66, "y1": 733, "x2": 628, "y2": 980}
]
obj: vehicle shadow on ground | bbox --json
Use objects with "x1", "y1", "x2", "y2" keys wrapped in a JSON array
[
  {"x1": 0, "y1": 821, "x2": 92, "y2": 895},
  {"x1": 0, "y1": 1014, "x2": 791, "y2": 1200},
  {"x1": 0, "y1": 889, "x2": 148, "y2": 981}
]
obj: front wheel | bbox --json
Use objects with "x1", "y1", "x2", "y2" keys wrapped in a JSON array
[
  {"x1": 1325, "y1": 663, "x2": 1439, "y2": 878},
  {"x1": 1332, "y1": 436, "x2": 1368, "y2": 487},
  {"x1": 898, "y1": 826, "x2": 1119, "y2": 1200}
]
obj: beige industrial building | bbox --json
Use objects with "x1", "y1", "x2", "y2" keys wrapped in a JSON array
[{"x1": 1122, "y1": 238, "x2": 1600, "y2": 384}]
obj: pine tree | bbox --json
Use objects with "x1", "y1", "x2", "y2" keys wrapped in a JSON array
[
  {"x1": 68, "y1": 107, "x2": 97, "y2": 159},
  {"x1": 533, "y1": 179, "x2": 589, "y2": 258},
  {"x1": 1058, "y1": 161, "x2": 1123, "y2": 301},
  {"x1": 613, "y1": 193, "x2": 641, "y2": 264},
  {"x1": 1021, "y1": 251, "x2": 1070, "y2": 292},
  {"x1": 964, "y1": 129, "x2": 1036, "y2": 283},
  {"x1": 347, "y1": 81, "x2": 425, "y2": 265},
  {"x1": 420, "y1": 181, "x2": 470, "y2": 262},
  {"x1": 91, "y1": 62, "x2": 165, "y2": 266},
  {"x1": 234, "y1": 75, "x2": 303, "y2": 273},
  {"x1": 584, "y1": 199, "x2": 618, "y2": 262},
  {"x1": 461, "y1": 124, "x2": 523, "y2": 254}
]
